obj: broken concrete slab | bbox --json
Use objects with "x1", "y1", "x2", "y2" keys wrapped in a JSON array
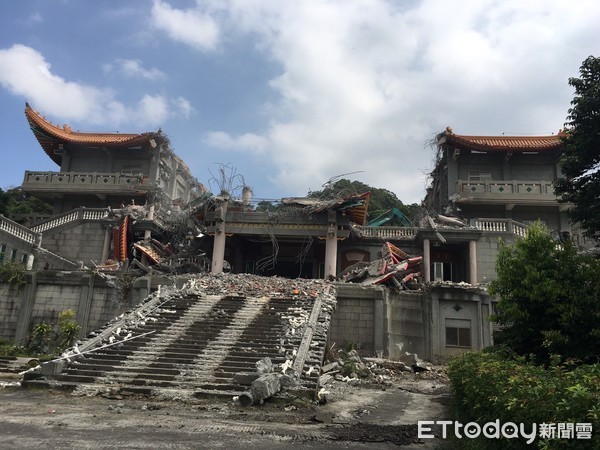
[
  {"x1": 321, "y1": 362, "x2": 339, "y2": 373},
  {"x1": 240, "y1": 373, "x2": 282, "y2": 406}
]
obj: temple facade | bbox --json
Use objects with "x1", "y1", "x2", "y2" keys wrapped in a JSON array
[{"x1": 0, "y1": 112, "x2": 589, "y2": 361}]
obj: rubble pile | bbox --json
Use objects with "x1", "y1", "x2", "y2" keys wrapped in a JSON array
[
  {"x1": 21, "y1": 275, "x2": 337, "y2": 402},
  {"x1": 186, "y1": 273, "x2": 329, "y2": 299},
  {"x1": 338, "y1": 242, "x2": 422, "y2": 289},
  {"x1": 318, "y1": 349, "x2": 448, "y2": 392}
]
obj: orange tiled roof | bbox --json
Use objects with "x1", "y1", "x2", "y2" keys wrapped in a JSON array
[
  {"x1": 25, "y1": 103, "x2": 158, "y2": 165},
  {"x1": 440, "y1": 127, "x2": 563, "y2": 152}
]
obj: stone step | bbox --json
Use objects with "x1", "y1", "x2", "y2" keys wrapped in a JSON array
[{"x1": 35, "y1": 280, "x2": 336, "y2": 401}]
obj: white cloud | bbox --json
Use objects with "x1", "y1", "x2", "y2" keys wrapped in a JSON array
[
  {"x1": 189, "y1": 0, "x2": 600, "y2": 202},
  {"x1": 173, "y1": 96, "x2": 194, "y2": 119},
  {"x1": 0, "y1": 44, "x2": 191, "y2": 129},
  {"x1": 151, "y1": 0, "x2": 219, "y2": 51},
  {"x1": 104, "y1": 59, "x2": 166, "y2": 81},
  {"x1": 205, "y1": 131, "x2": 268, "y2": 153}
]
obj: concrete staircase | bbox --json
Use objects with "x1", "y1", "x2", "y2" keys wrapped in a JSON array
[{"x1": 24, "y1": 275, "x2": 336, "y2": 401}]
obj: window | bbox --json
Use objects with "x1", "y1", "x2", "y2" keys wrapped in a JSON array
[
  {"x1": 0, "y1": 243, "x2": 6, "y2": 262},
  {"x1": 445, "y1": 318, "x2": 471, "y2": 348},
  {"x1": 10, "y1": 249, "x2": 18, "y2": 261},
  {"x1": 21, "y1": 253, "x2": 29, "y2": 264}
]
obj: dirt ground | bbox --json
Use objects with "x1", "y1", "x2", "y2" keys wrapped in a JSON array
[{"x1": 0, "y1": 367, "x2": 451, "y2": 449}]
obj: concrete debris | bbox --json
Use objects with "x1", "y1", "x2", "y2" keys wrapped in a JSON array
[
  {"x1": 436, "y1": 214, "x2": 466, "y2": 227},
  {"x1": 255, "y1": 357, "x2": 274, "y2": 374},
  {"x1": 338, "y1": 242, "x2": 422, "y2": 290},
  {"x1": 408, "y1": 352, "x2": 431, "y2": 373},
  {"x1": 239, "y1": 373, "x2": 282, "y2": 406},
  {"x1": 321, "y1": 361, "x2": 339, "y2": 374}
]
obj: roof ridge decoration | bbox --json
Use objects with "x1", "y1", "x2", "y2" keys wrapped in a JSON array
[
  {"x1": 439, "y1": 126, "x2": 563, "y2": 153},
  {"x1": 25, "y1": 103, "x2": 160, "y2": 165}
]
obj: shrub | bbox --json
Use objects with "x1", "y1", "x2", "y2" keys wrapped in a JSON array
[
  {"x1": 25, "y1": 309, "x2": 81, "y2": 356},
  {"x1": 448, "y1": 351, "x2": 599, "y2": 449},
  {"x1": 0, "y1": 260, "x2": 26, "y2": 290}
]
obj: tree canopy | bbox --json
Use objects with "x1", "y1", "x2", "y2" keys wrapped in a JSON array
[
  {"x1": 0, "y1": 187, "x2": 52, "y2": 223},
  {"x1": 489, "y1": 222, "x2": 600, "y2": 364},
  {"x1": 307, "y1": 178, "x2": 420, "y2": 224},
  {"x1": 554, "y1": 55, "x2": 600, "y2": 241}
]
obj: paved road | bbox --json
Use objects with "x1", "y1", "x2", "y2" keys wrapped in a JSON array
[{"x1": 0, "y1": 376, "x2": 450, "y2": 449}]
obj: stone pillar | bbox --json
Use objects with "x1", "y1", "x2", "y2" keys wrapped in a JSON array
[
  {"x1": 447, "y1": 154, "x2": 458, "y2": 197},
  {"x1": 100, "y1": 226, "x2": 112, "y2": 264},
  {"x1": 211, "y1": 200, "x2": 228, "y2": 274},
  {"x1": 374, "y1": 294, "x2": 385, "y2": 357},
  {"x1": 423, "y1": 239, "x2": 431, "y2": 283},
  {"x1": 15, "y1": 272, "x2": 38, "y2": 344},
  {"x1": 469, "y1": 240, "x2": 477, "y2": 284},
  {"x1": 324, "y1": 210, "x2": 338, "y2": 279},
  {"x1": 76, "y1": 274, "x2": 95, "y2": 336},
  {"x1": 144, "y1": 205, "x2": 155, "y2": 241},
  {"x1": 558, "y1": 205, "x2": 571, "y2": 234},
  {"x1": 168, "y1": 158, "x2": 179, "y2": 199}
]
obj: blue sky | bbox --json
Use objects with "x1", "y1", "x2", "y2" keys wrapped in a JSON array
[{"x1": 1, "y1": 0, "x2": 599, "y2": 204}]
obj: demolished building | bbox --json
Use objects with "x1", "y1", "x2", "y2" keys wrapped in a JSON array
[{"x1": 0, "y1": 111, "x2": 589, "y2": 372}]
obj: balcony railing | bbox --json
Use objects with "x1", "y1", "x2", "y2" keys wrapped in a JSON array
[
  {"x1": 472, "y1": 218, "x2": 528, "y2": 237},
  {"x1": 31, "y1": 208, "x2": 110, "y2": 233},
  {"x1": 456, "y1": 179, "x2": 557, "y2": 203},
  {"x1": 351, "y1": 225, "x2": 419, "y2": 240},
  {"x1": 0, "y1": 214, "x2": 41, "y2": 245},
  {"x1": 22, "y1": 171, "x2": 151, "y2": 194}
]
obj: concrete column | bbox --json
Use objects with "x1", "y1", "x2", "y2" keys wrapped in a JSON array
[
  {"x1": 100, "y1": 226, "x2": 112, "y2": 264},
  {"x1": 558, "y1": 205, "x2": 571, "y2": 234},
  {"x1": 211, "y1": 200, "x2": 228, "y2": 274},
  {"x1": 324, "y1": 211, "x2": 338, "y2": 279},
  {"x1": 144, "y1": 205, "x2": 155, "y2": 241},
  {"x1": 60, "y1": 151, "x2": 71, "y2": 172},
  {"x1": 423, "y1": 239, "x2": 431, "y2": 283},
  {"x1": 76, "y1": 274, "x2": 95, "y2": 335},
  {"x1": 15, "y1": 272, "x2": 38, "y2": 345},
  {"x1": 447, "y1": 154, "x2": 458, "y2": 197},
  {"x1": 469, "y1": 240, "x2": 477, "y2": 284},
  {"x1": 374, "y1": 294, "x2": 385, "y2": 357},
  {"x1": 168, "y1": 158, "x2": 179, "y2": 198}
]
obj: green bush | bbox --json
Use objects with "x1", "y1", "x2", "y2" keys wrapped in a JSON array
[
  {"x1": 24, "y1": 309, "x2": 81, "y2": 356},
  {"x1": 447, "y1": 351, "x2": 599, "y2": 449},
  {"x1": 0, "y1": 260, "x2": 26, "y2": 290}
]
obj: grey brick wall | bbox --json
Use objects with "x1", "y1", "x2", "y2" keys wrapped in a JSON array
[
  {"x1": 0, "y1": 284, "x2": 20, "y2": 340},
  {"x1": 329, "y1": 297, "x2": 375, "y2": 356},
  {"x1": 41, "y1": 222, "x2": 106, "y2": 265}
]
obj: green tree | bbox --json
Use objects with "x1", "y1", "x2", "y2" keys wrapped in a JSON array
[
  {"x1": 0, "y1": 187, "x2": 52, "y2": 223},
  {"x1": 554, "y1": 55, "x2": 600, "y2": 241},
  {"x1": 489, "y1": 222, "x2": 600, "y2": 363},
  {"x1": 307, "y1": 178, "x2": 419, "y2": 224}
]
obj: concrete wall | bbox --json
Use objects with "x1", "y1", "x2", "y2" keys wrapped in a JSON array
[
  {"x1": 476, "y1": 235, "x2": 503, "y2": 283},
  {"x1": 41, "y1": 222, "x2": 107, "y2": 266},
  {"x1": 0, "y1": 283, "x2": 21, "y2": 339},
  {"x1": 0, "y1": 230, "x2": 35, "y2": 266},
  {"x1": 328, "y1": 283, "x2": 494, "y2": 363},
  {"x1": 328, "y1": 284, "x2": 381, "y2": 356},
  {"x1": 428, "y1": 285, "x2": 493, "y2": 362},
  {"x1": 0, "y1": 271, "x2": 156, "y2": 344},
  {"x1": 385, "y1": 290, "x2": 427, "y2": 360}
]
